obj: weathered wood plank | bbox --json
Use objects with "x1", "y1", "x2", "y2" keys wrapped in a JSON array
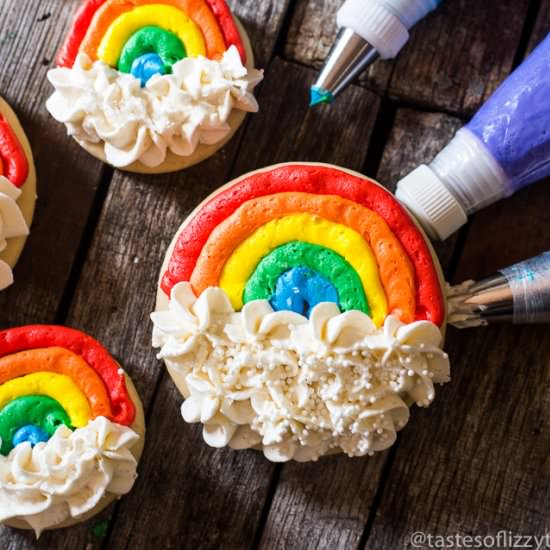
[
  {"x1": 284, "y1": 0, "x2": 393, "y2": 93},
  {"x1": 388, "y1": 0, "x2": 530, "y2": 114},
  {"x1": 232, "y1": 62, "x2": 381, "y2": 174},
  {"x1": 528, "y1": 0, "x2": 550, "y2": 51},
  {"x1": 285, "y1": 0, "x2": 530, "y2": 115},
  {"x1": 105, "y1": 57, "x2": 381, "y2": 550},
  {"x1": 0, "y1": 0, "x2": 105, "y2": 328},
  {"x1": 260, "y1": 455, "x2": 388, "y2": 550},
  {"x1": 227, "y1": 0, "x2": 289, "y2": 68},
  {"x1": 363, "y1": 167, "x2": 550, "y2": 548}
]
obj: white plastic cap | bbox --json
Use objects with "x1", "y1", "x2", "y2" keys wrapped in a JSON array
[
  {"x1": 396, "y1": 128, "x2": 510, "y2": 241},
  {"x1": 337, "y1": 0, "x2": 409, "y2": 59},
  {"x1": 395, "y1": 165, "x2": 468, "y2": 240},
  {"x1": 337, "y1": 0, "x2": 439, "y2": 59}
]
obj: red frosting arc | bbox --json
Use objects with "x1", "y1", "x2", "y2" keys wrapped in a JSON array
[
  {"x1": 0, "y1": 115, "x2": 29, "y2": 188},
  {"x1": 161, "y1": 164, "x2": 445, "y2": 326},
  {"x1": 0, "y1": 325, "x2": 135, "y2": 425},
  {"x1": 204, "y1": 0, "x2": 246, "y2": 63},
  {"x1": 56, "y1": 0, "x2": 246, "y2": 68},
  {"x1": 56, "y1": 0, "x2": 105, "y2": 68}
]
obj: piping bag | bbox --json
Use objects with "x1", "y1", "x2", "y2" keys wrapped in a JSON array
[
  {"x1": 448, "y1": 252, "x2": 550, "y2": 328},
  {"x1": 396, "y1": 32, "x2": 550, "y2": 240},
  {"x1": 310, "y1": 0, "x2": 442, "y2": 106}
]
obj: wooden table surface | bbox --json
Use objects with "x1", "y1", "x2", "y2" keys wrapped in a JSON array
[{"x1": 1, "y1": 0, "x2": 549, "y2": 548}]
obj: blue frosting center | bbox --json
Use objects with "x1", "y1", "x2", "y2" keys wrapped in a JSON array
[
  {"x1": 12, "y1": 425, "x2": 50, "y2": 448},
  {"x1": 269, "y1": 267, "x2": 339, "y2": 317},
  {"x1": 131, "y1": 53, "x2": 166, "y2": 87}
]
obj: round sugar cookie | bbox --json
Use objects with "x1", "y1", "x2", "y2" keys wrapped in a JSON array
[
  {"x1": 0, "y1": 97, "x2": 36, "y2": 283},
  {"x1": 0, "y1": 326, "x2": 145, "y2": 533},
  {"x1": 152, "y1": 163, "x2": 450, "y2": 462},
  {"x1": 79, "y1": 20, "x2": 255, "y2": 174},
  {"x1": 48, "y1": 0, "x2": 260, "y2": 174}
]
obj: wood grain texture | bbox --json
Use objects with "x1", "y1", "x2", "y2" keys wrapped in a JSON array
[
  {"x1": 260, "y1": 454, "x2": 388, "y2": 550},
  {"x1": 388, "y1": 0, "x2": 530, "y2": 114},
  {"x1": 232, "y1": 57, "x2": 381, "y2": 174},
  {"x1": 0, "y1": 0, "x2": 105, "y2": 328},
  {"x1": 528, "y1": 0, "x2": 550, "y2": 51},
  {"x1": 257, "y1": 108, "x2": 462, "y2": 550},
  {"x1": 285, "y1": 0, "x2": 530, "y2": 115},
  {"x1": 227, "y1": 0, "x2": 291, "y2": 67},
  {"x1": 284, "y1": 0, "x2": 393, "y2": 92}
]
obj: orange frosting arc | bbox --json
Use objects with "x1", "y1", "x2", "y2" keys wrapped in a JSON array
[
  {"x1": 0, "y1": 347, "x2": 113, "y2": 420},
  {"x1": 80, "y1": 0, "x2": 227, "y2": 62},
  {"x1": 190, "y1": 192, "x2": 417, "y2": 323}
]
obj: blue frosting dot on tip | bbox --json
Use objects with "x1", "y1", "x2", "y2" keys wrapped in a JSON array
[
  {"x1": 269, "y1": 267, "x2": 339, "y2": 317},
  {"x1": 12, "y1": 425, "x2": 50, "y2": 448},
  {"x1": 309, "y1": 86, "x2": 334, "y2": 107},
  {"x1": 130, "y1": 52, "x2": 166, "y2": 87}
]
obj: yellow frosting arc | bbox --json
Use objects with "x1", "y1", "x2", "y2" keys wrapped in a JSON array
[
  {"x1": 97, "y1": 4, "x2": 206, "y2": 67},
  {"x1": 219, "y1": 213, "x2": 388, "y2": 326},
  {"x1": 0, "y1": 372, "x2": 92, "y2": 428}
]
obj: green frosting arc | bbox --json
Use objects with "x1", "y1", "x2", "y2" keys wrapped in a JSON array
[
  {"x1": 0, "y1": 395, "x2": 72, "y2": 456},
  {"x1": 243, "y1": 241, "x2": 370, "y2": 314},
  {"x1": 118, "y1": 26, "x2": 187, "y2": 73}
]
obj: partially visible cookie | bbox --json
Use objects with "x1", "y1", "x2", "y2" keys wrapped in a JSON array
[
  {"x1": 152, "y1": 163, "x2": 450, "y2": 463},
  {"x1": 0, "y1": 97, "x2": 36, "y2": 290},
  {"x1": 0, "y1": 325, "x2": 145, "y2": 536},
  {"x1": 46, "y1": 0, "x2": 262, "y2": 173}
]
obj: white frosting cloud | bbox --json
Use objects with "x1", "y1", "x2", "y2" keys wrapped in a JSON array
[
  {"x1": 152, "y1": 283, "x2": 450, "y2": 462},
  {"x1": 0, "y1": 416, "x2": 139, "y2": 536},
  {"x1": 0, "y1": 176, "x2": 29, "y2": 290},
  {"x1": 46, "y1": 47, "x2": 263, "y2": 168}
]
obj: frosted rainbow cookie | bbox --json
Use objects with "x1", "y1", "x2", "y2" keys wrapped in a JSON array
[
  {"x1": 0, "y1": 98, "x2": 36, "y2": 291},
  {"x1": 46, "y1": 0, "x2": 262, "y2": 173},
  {"x1": 0, "y1": 325, "x2": 145, "y2": 535},
  {"x1": 152, "y1": 163, "x2": 450, "y2": 462}
]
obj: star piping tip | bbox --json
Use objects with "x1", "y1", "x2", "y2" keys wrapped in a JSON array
[{"x1": 309, "y1": 86, "x2": 334, "y2": 107}]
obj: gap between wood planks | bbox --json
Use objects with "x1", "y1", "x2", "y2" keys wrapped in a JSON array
[
  {"x1": 54, "y1": 165, "x2": 114, "y2": 323},
  {"x1": 511, "y1": 0, "x2": 543, "y2": 68}
]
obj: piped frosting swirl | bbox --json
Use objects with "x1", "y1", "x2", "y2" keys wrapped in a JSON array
[
  {"x1": 46, "y1": 47, "x2": 262, "y2": 168},
  {"x1": 0, "y1": 416, "x2": 139, "y2": 535},
  {"x1": 152, "y1": 283, "x2": 450, "y2": 462},
  {"x1": 0, "y1": 176, "x2": 29, "y2": 290}
]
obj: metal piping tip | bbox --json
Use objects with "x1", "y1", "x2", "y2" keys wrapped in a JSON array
[
  {"x1": 447, "y1": 251, "x2": 550, "y2": 327},
  {"x1": 310, "y1": 28, "x2": 379, "y2": 106},
  {"x1": 309, "y1": 86, "x2": 334, "y2": 107}
]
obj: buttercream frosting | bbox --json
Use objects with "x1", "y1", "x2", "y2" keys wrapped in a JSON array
[
  {"x1": 152, "y1": 283, "x2": 450, "y2": 462},
  {"x1": 0, "y1": 176, "x2": 29, "y2": 290},
  {"x1": 46, "y1": 46, "x2": 262, "y2": 168},
  {"x1": 0, "y1": 416, "x2": 139, "y2": 535}
]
